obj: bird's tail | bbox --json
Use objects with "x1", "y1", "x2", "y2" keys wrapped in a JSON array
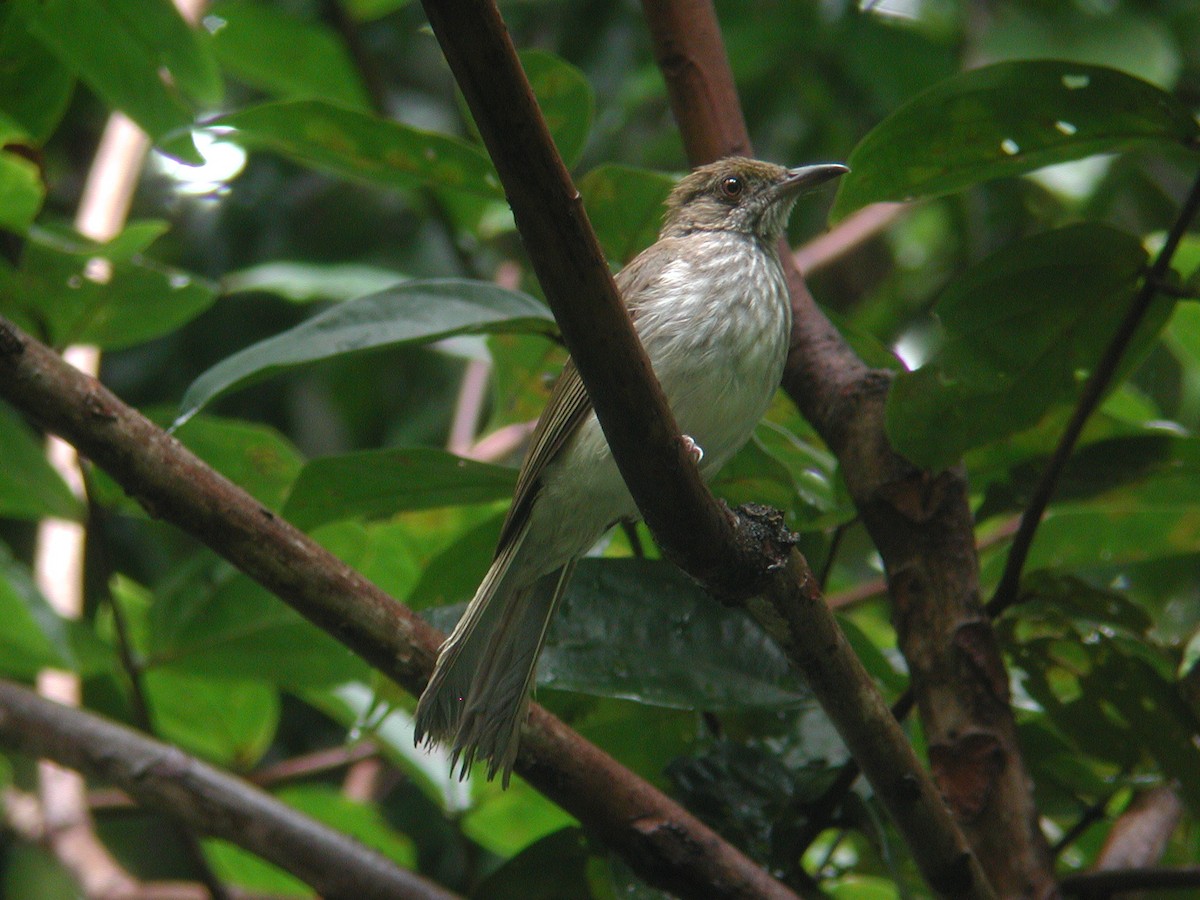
[{"x1": 414, "y1": 537, "x2": 573, "y2": 787}]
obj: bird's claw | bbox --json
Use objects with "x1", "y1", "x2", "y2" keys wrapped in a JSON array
[{"x1": 681, "y1": 434, "x2": 704, "y2": 464}]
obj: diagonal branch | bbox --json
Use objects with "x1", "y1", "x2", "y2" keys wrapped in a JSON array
[
  {"x1": 0, "y1": 680, "x2": 457, "y2": 900},
  {"x1": 0, "y1": 316, "x2": 799, "y2": 900},
  {"x1": 989, "y1": 169, "x2": 1200, "y2": 616},
  {"x1": 417, "y1": 1, "x2": 993, "y2": 896},
  {"x1": 637, "y1": 0, "x2": 1054, "y2": 896}
]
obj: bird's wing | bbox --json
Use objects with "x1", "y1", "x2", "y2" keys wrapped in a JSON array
[
  {"x1": 492, "y1": 245, "x2": 674, "y2": 556},
  {"x1": 494, "y1": 356, "x2": 591, "y2": 555}
]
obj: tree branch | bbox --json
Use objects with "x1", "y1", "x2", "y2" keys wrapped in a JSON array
[
  {"x1": 0, "y1": 680, "x2": 457, "y2": 900},
  {"x1": 417, "y1": 1, "x2": 993, "y2": 896},
  {"x1": 638, "y1": 0, "x2": 1055, "y2": 896},
  {"x1": 989, "y1": 170, "x2": 1200, "y2": 616},
  {"x1": 0, "y1": 315, "x2": 799, "y2": 900}
]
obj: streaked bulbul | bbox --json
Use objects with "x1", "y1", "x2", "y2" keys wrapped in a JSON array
[{"x1": 415, "y1": 157, "x2": 848, "y2": 784}]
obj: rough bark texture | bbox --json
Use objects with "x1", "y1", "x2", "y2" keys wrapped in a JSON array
[
  {"x1": 0, "y1": 680, "x2": 457, "y2": 900},
  {"x1": 638, "y1": 0, "x2": 1057, "y2": 896}
]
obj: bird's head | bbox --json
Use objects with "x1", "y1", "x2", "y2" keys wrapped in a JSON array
[{"x1": 661, "y1": 157, "x2": 847, "y2": 241}]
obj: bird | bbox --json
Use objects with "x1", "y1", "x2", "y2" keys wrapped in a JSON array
[{"x1": 414, "y1": 156, "x2": 848, "y2": 785}]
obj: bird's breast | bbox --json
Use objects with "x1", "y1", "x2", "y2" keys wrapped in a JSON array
[{"x1": 636, "y1": 233, "x2": 791, "y2": 472}]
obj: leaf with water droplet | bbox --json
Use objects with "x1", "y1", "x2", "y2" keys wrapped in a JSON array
[{"x1": 832, "y1": 60, "x2": 1199, "y2": 220}]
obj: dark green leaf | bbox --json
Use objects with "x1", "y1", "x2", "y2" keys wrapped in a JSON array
[
  {"x1": 832, "y1": 61, "x2": 1200, "y2": 220},
  {"x1": 283, "y1": 448, "x2": 513, "y2": 531},
  {"x1": 521, "y1": 49, "x2": 593, "y2": 169},
  {"x1": 143, "y1": 669, "x2": 279, "y2": 768},
  {"x1": 667, "y1": 739, "x2": 840, "y2": 868},
  {"x1": 0, "y1": 5, "x2": 75, "y2": 143},
  {"x1": 0, "y1": 150, "x2": 44, "y2": 231},
  {"x1": 176, "y1": 279, "x2": 555, "y2": 424},
  {"x1": 207, "y1": 1, "x2": 370, "y2": 110},
  {"x1": 580, "y1": 164, "x2": 675, "y2": 263},
  {"x1": 474, "y1": 828, "x2": 592, "y2": 899},
  {"x1": 0, "y1": 225, "x2": 216, "y2": 350},
  {"x1": 0, "y1": 400, "x2": 82, "y2": 521},
  {"x1": 211, "y1": 100, "x2": 502, "y2": 197},
  {"x1": 24, "y1": 0, "x2": 203, "y2": 161},
  {"x1": 428, "y1": 559, "x2": 812, "y2": 710},
  {"x1": 979, "y1": 432, "x2": 1200, "y2": 520},
  {"x1": 886, "y1": 224, "x2": 1155, "y2": 468}
]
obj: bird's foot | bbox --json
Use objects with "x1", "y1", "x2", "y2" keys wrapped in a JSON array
[{"x1": 680, "y1": 434, "x2": 704, "y2": 464}]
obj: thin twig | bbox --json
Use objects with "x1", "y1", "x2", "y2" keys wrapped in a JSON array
[{"x1": 989, "y1": 170, "x2": 1200, "y2": 616}]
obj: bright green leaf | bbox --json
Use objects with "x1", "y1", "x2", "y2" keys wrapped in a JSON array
[
  {"x1": 276, "y1": 784, "x2": 417, "y2": 868},
  {"x1": 283, "y1": 448, "x2": 515, "y2": 531},
  {"x1": 0, "y1": 544, "x2": 73, "y2": 676},
  {"x1": 207, "y1": 1, "x2": 370, "y2": 110},
  {"x1": 0, "y1": 401, "x2": 82, "y2": 521},
  {"x1": 210, "y1": 100, "x2": 502, "y2": 197},
  {"x1": 0, "y1": 151, "x2": 44, "y2": 231},
  {"x1": 144, "y1": 669, "x2": 279, "y2": 768},
  {"x1": 521, "y1": 49, "x2": 593, "y2": 169},
  {"x1": 0, "y1": 225, "x2": 216, "y2": 350},
  {"x1": 147, "y1": 561, "x2": 368, "y2": 689},
  {"x1": 221, "y1": 261, "x2": 405, "y2": 303},
  {"x1": 202, "y1": 839, "x2": 308, "y2": 895},
  {"x1": 176, "y1": 279, "x2": 556, "y2": 424},
  {"x1": 832, "y1": 61, "x2": 1200, "y2": 220}
]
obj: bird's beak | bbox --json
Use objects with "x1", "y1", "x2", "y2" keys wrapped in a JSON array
[{"x1": 779, "y1": 163, "x2": 849, "y2": 196}]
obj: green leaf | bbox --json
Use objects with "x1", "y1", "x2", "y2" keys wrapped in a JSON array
[
  {"x1": 979, "y1": 432, "x2": 1200, "y2": 520},
  {"x1": 206, "y1": 1, "x2": 370, "y2": 110},
  {"x1": 0, "y1": 544, "x2": 74, "y2": 676},
  {"x1": 832, "y1": 61, "x2": 1200, "y2": 220},
  {"x1": 406, "y1": 512, "x2": 504, "y2": 610},
  {"x1": 0, "y1": 400, "x2": 82, "y2": 521},
  {"x1": 475, "y1": 828, "x2": 592, "y2": 897},
  {"x1": 886, "y1": 224, "x2": 1154, "y2": 469},
  {"x1": 283, "y1": 448, "x2": 515, "y2": 531},
  {"x1": 521, "y1": 49, "x2": 593, "y2": 169},
  {"x1": 428, "y1": 558, "x2": 812, "y2": 710},
  {"x1": 0, "y1": 225, "x2": 216, "y2": 350},
  {"x1": 276, "y1": 784, "x2": 417, "y2": 868},
  {"x1": 23, "y1": 0, "x2": 204, "y2": 161},
  {"x1": 460, "y1": 780, "x2": 576, "y2": 857},
  {"x1": 0, "y1": 4, "x2": 75, "y2": 143},
  {"x1": 580, "y1": 164, "x2": 675, "y2": 263},
  {"x1": 221, "y1": 261, "x2": 405, "y2": 303},
  {"x1": 0, "y1": 150, "x2": 44, "y2": 231},
  {"x1": 176, "y1": 279, "x2": 556, "y2": 424},
  {"x1": 202, "y1": 839, "x2": 308, "y2": 895},
  {"x1": 144, "y1": 669, "x2": 279, "y2": 768},
  {"x1": 148, "y1": 560, "x2": 367, "y2": 689},
  {"x1": 210, "y1": 100, "x2": 502, "y2": 197},
  {"x1": 1021, "y1": 463, "x2": 1200, "y2": 572}
]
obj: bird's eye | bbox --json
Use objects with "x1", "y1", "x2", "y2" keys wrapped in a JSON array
[{"x1": 719, "y1": 175, "x2": 744, "y2": 200}]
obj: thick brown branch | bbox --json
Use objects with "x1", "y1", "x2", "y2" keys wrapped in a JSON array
[
  {"x1": 0, "y1": 680, "x2": 456, "y2": 900},
  {"x1": 0, "y1": 316, "x2": 798, "y2": 900},
  {"x1": 639, "y1": 1, "x2": 1055, "y2": 897},
  {"x1": 417, "y1": 1, "x2": 993, "y2": 896}
]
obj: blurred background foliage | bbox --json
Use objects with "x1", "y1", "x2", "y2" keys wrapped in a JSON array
[{"x1": 2, "y1": 0, "x2": 1200, "y2": 896}]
